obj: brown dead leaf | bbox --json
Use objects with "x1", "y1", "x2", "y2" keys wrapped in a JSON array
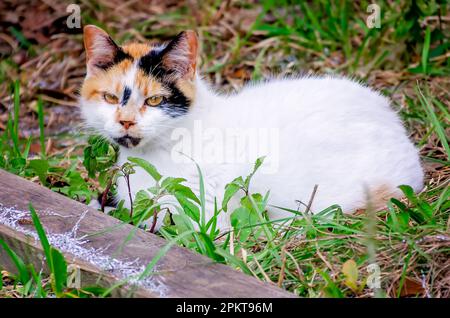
[
  {"x1": 28, "y1": 143, "x2": 42, "y2": 155},
  {"x1": 399, "y1": 277, "x2": 425, "y2": 297}
]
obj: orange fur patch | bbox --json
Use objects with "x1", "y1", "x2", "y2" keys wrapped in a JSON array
[
  {"x1": 122, "y1": 43, "x2": 152, "y2": 59},
  {"x1": 353, "y1": 184, "x2": 401, "y2": 215},
  {"x1": 135, "y1": 69, "x2": 168, "y2": 97},
  {"x1": 81, "y1": 42, "x2": 196, "y2": 114},
  {"x1": 370, "y1": 184, "x2": 400, "y2": 210},
  {"x1": 176, "y1": 79, "x2": 196, "y2": 101}
]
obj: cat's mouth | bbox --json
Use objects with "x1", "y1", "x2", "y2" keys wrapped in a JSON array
[{"x1": 114, "y1": 135, "x2": 142, "y2": 148}]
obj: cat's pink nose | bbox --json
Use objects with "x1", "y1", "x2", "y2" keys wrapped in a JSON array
[{"x1": 119, "y1": 120, "x2": 136, "y2": 130}]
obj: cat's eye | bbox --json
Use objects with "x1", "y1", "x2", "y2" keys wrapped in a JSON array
[
  {"x1": 145, "y1": 96, "x2": 163, "y2": 107},
  {"x1": 103, "y1": 92, "x2": 119, "y2": 104}
]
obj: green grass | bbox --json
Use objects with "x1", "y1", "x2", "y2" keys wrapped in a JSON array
[
  {"x1": 107, "y1": 153, "x2": 448, "y2": 298},
  {"x1": 0, "y1": 0, "x2": 449, "y2": 298},
  {"x1": 37, "y1": 96, "x2": 46, "y2": 159},
  {"x1": 0, "y1": 84, "x2": 98, "y2": 203},
  {"x1": 0, "y1": 204, "x2": 107, "y2": 298},
  {"x1": 416, "y1": 86, "x2": 450, "y2": 158}
]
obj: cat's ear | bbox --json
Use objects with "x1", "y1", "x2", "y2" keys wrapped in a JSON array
[
  {"x1": 83, "y1": 25, "x2": 124, "y2": 75},
  {"x1": 161, "y1": 30, "x2": 198, "y2": 80}
]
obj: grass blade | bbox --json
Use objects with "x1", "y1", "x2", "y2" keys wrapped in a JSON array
[
  {"x1": 0, "y1": 238, "x2": 31, "y2": 285},
  {"x1": 37, "y1": 96, "x2": 46, "y2": 158},
  {"x1": 50, "y1": 248, "x2": 68, "y2": 296},
  {"x1": 13, "y1": 80, "x2": 20, "y2": 139},
  {"x1": 29, "y1": 203, "x2": 52, "y2": 268},
  {"x1": 421, "y1": 27, "x2": 431, "y2": 74},
  {"x1": 416, "y1": 85, "x2": 450, "y2": 159}
]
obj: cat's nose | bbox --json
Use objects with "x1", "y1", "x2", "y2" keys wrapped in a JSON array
[{"x1": 119, "y1": 120, "x2": 136, "y2": 130}]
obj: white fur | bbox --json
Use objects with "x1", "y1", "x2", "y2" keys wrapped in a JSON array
[{"x1": 81, "y1": 75, "x2": 424, "y2": 232}]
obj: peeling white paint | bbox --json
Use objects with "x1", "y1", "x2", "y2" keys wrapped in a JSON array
[{"x1": 0, "y1": 204, "x2": 168, "y2": 297}]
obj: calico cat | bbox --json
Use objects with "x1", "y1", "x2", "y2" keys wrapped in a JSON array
[{"x1": 80, "y1": 25, "x2": 424, "y2": 231}]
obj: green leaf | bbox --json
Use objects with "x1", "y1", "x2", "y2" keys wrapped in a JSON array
[
  {"x1": 30, "y1": 204, "x2": 69, "y2": 296},
  {"x1": 214, "y1": 247, "x2": 252, "y2": 275},
  {"x1": 390, "y1": 198, "x2": 408, "y2": 213},
  {"x1": 50, "y1": 247, "x2": 67, "y2": 296},
  {"x1": 196, "y1": 232, "x2": 223, "y2": 261},
  {"x1": 22, "y1": 137, "x2": 32, "y2": 159},
  {"x1": 11, "y1": 157, "x2": 26, "y2": 170},
  {"x1": 397, "y1": 212, "x2": 410, "y2": 229},
  {"x1": 28, "y1": 159, "x2": 49, "y2": 184},
  {"x1": 29, "y1": 204, "x2": 52, "y2": 271},
  {"x1": 173, "y1": 185, "x2": 200, "y2": 205},
  {"x1": 133, "y1": 190, "x2": 153, "y2": 215},
  {"x1": 110, "y1": 200, "x2": 131, "y2": 223},
  {"x1": 319, "y1": 269, "x2": 344, "y2": 298},
  {"x1": 193, "y1": 161, "x2": 207, "y2": 229},
  {"x1": 387, "y1": 200, "x2": 410, "y2": 233},
  {"x1": 222, "y1": 182, "x2": 241, "y2": 212},
  {"x1": 244, "y1": 156, "x2": 265, "y2": 189},
  {"x1": 230, "y1": 206, "x2": 259, "y2": 241},
  {"x1": 205, "y1": 198, "x2": 220, "y2": 237},
  {"x1": 162, "y1": 177, "x2": 200, "y2": 204},
  {"x1": 399, "y1": 185, "x2": 434, "y2": 224},
  {"x1": 171, "y1": 213, "x2": 194, "y2": 233},
  {"x1": 399, "y1": 185, "x2": 415, "y2": 201},
  {"x1": 161, "y1": 177, "x2": 186, "y2": 189},
  {"x1": 241, "y1": 193, "x2": 264, "y2": 211},
  {"x1": 174, "y1": 193, "x2": 200, "y2": 223},
  {"x1": 23, "y1": 278, "x2": 33, "y2": 296},
  {"x1": 253, "y1": 156, "x2": 265, "y2": 172},
  {"x1": 29, "y1": 266, "x2": 46, "y2": 298},
  {"x1": 0, "y1": 238, "x2": 30, "y2": 285},
  {"x1": 128, "y1": 157, "x2": 162, "y2": 181},
  {"x1": 82, "y1": 135, "x2": 117, "y2": 178}
]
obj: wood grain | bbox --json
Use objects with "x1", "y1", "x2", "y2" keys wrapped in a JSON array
[{"x1": 0, "y1": 169, "x2": 294, "y2": 298}]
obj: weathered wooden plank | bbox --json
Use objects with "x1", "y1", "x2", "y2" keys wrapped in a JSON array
[{"x1": 0, "y1": 169, "x2": 294, "y2": 298}]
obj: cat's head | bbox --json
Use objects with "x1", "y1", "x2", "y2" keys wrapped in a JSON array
[{"x1": 80, "y1": 25, "x2": 198, "y2": 149}]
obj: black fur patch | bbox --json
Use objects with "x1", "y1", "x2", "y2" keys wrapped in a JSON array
[
  {"x1": 114, "y1": 135, "x2": 142, "y2": 148},
  {"x1": 94, "y1": 37, "x2": 133, "y2": 70},
  {"x1": 121, "y1": 86, "x2": 132, "y2": 106},
  {"x1": 137, "y1": 40, "x2": 191, "y2": 118},
  {"x1": 160, "y1": 82, "x2": 190, "y2": 117},
  {"x1": 97, "y1": 191, "x2": 117, "y2": 209},
  {"x1": 137, "y1": 47, "x2": 167, "y2": 80}
]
